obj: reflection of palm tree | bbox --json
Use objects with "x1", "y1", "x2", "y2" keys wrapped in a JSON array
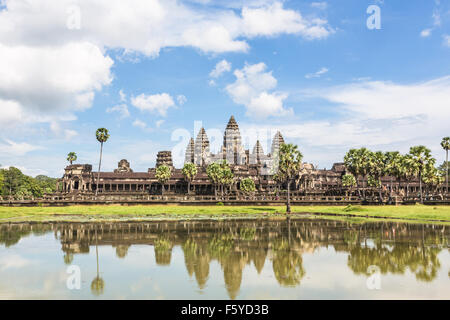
[
  {"x1": 91, "y1": 228, "x2": 105, "y2": 296},
  {"x1": 63, "y1": 253, "x2": 74, "y2": 265}
]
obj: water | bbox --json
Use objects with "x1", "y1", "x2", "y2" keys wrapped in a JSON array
[{"x1": 0, "y1": 219, "x2": 448, "y2": 299}]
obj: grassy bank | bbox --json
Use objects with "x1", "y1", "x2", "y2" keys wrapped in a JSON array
[{"x1": 0, "y1": 204, "x2": 449, "y2": 224}]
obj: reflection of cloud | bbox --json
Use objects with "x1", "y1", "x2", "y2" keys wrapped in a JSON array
[{"x1": 0, "y1": 254, "x2": 33, "y2": 271}]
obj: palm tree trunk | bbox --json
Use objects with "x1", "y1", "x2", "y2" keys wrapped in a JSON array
[
  {"x1": 446, "y1": 150, "x2": 448, "y2": 194},
  {"x1": 378, "y1": 177, "x2": 383, "y2": 203},
  {"x1": 286, "y1": 179, "x2": 291, "y2": 214},
  {"x1": 187, "y1": 181, "x2": 191, "y2": 195},
  {"x1": 95, "y1": 142, "x2": 103, "y2": 197},
  {"x1": 419, "y1": 170, "x2": 423, "y2": 203}
]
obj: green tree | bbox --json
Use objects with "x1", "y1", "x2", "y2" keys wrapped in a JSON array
[
  {"x1": 409, "y1": 146, "x2": 436, "y2": 203},
  {"x1": 344, "y1": 148, "x2": 373, "y2": 198},
  {"x1": 240, "y1": 178, "x2": 256, "y2": 195},
  {"x1": 342, "y1": 174, "x2": 356, "y2": 197},
  {"x1": 206, "y1": 163, "x2": 221, "y2": 199},
  {"x1": 399, "y1": 154, "x2": 418, "y2": 198},
  {"x1": 95, "y1": 128, "x2": 110, "y2": 196},
  {"x1": 0, "y1": 170, "x2": 4, "y2": 196},
  {"x1": 385, "y1": 151, "x2": 403, "y2": 197},
  {"x1": 182, "y1": 163, "x2": 198, "y2": 195},
  {"x1": 441, "y1": 137, "x2": 450, "y2": 194},
  {"x1": 2, "y1": 167, "x2": 22, "y2": 196},
  {"x1": 368, "y1": 151, "x2": 388, "y2": 202},
  {"x1": 156, "y1": 165, "x2": 172, "y2": 195},
  {"x1": 219, "y1": 161, "x2": 234, "y2": 198},
  {"x1": 278, "y1": 144, "x2": 303, "y2": 213},
  {"x1": 66, "y1": 152, "x2": 77, "y2": 165}
]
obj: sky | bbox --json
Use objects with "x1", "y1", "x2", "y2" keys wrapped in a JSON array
[{"x1": 0, "y1": 0, "x2": 449, "y2": 177}]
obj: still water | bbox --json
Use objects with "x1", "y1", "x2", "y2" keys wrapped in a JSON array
[{"x1": 0, "y1": 218, "x2": 449, "y2": 299}]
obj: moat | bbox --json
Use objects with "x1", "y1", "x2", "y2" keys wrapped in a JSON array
[{"x1": 0, "y1": 219, "x2": 449, "y2": 299}]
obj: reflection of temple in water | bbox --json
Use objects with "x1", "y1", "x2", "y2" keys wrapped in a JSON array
[{"x1": 0, "y1": 220, "x2": 448, "y2": 299}]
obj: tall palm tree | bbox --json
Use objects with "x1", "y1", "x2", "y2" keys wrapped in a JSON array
[
  {"x1": 385, "y1": 151, "x2": 402, "y2": 196},
  {"x1": 66, "y1": 152, "x2": 77, "y2": 165},
  {"x1": 182, "y1": 163, "x2": 198, "y2": 195},
  {"x1": 155, "y1": 165, "x2": 172, "y2": 195},
  {"x1": 219, "y1": 160, "x2": 234, "y2": 198},
  {"x1": 368, "y1": 151, "x2": 388, "y2": 202},
  {"x1": 95, "y1": 128, "x2": 110, "y2": 196},
  {"x1": 344, "y1": 148, "x2": 372, "y2": 199},
  {"x1": 278, "y1": 144, "x2": 303, "y2": 214},
  {"x1": 441, "y1": 137, "x2": 450, "y2": 194},
  {"x1": 409, "y1": 146, "x2": 436, "y2": 203}
]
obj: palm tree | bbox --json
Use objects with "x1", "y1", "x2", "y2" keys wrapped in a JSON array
[
  {"x1": 95, "y1": 128, "x2": 110, "y2": 196},
  {"x1": 182, "y1": 163, "x2": 198, "y2": 195},
  {"x1": 278, "y1": 144, "x2": 303, "y2": 214},
  {"x1": 219, "y1": 161, "x2": 234, "y2": 198},
  {"x1": 441, "y1": 137, "x2": 450, "y2": 194},
  {"x1": 66, "y1": 152, "x2": 77, "y2": 165},
  {"x1": 385, "y1": 151, "x2": 402, "y2": 197},
  {"x1": 155, "y1": 165, "x2": 172, "y2": 195},
  {"x1": 344, "y1": 148, "x2": 372, "y2": 199},
  {"x1": 409, "y1": 146, "x2": 436, "y2": 203},
  {"x1": 400, "y1": 154, "x2": 417, "y2": 198},
  {"x1": 368, "y1": 151, "x2": 388, "y2": 202},
  {"x1": 206, "y1": 163, "x2": 221, "y2": 199}
]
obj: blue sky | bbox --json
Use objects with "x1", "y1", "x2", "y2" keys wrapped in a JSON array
[{"x1": 0, "y1": 0, "x2": 449, "y2": 177}]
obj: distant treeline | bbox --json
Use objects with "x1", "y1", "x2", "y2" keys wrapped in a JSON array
[{"x1": 0, "y1": 167, "x2": 57, "y2": 198}]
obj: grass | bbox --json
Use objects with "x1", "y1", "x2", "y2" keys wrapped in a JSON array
[{"x1": 0, "y1": 204, "x2": 449, "y2": 224}]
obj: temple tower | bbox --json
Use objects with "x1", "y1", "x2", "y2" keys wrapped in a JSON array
[
  {"x1": 271, "y1": 131, "x2": 285, "y2": 156},
  {"x1": 252, "y1": 140, "x2": 264, "y2": 164},
  {"x1": 222, "y1": 115, "x2": 247, "y2": 165},
  {"x1": 194, "y1": 128, "x2": 210, "y2": 166},
  {"x1": 184, "y1": 138, "x2": 195, "y2": 164},
  {"x1": 156, "y1": 151, "x2": 174, "y2": 168}
]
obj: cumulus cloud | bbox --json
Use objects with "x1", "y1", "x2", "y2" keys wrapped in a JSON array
[
  {"x1": 305, "y1": 67, "x2": 329, "y2": 79},
  {"x1": 131, "y1": 93, "x2": 175, "y2": 116},
  {"x1": 106, "y1": 104, "x2": 130, "y2": 119},
  {"x1": 225, "y1": 62, "x2": 292, "y2": 118},
  {"x1": 0, "y1": 41, "x2": 113, "y2": 125},
  {"x1": 209, "y1": 59, "x2": 232, "y2": 78},
  {"x1": 242, "y1": 2, "x2": 332, "y2": 39},
  {"x1": 0, "y1": 0, "x2": 333, "y2": 56}
]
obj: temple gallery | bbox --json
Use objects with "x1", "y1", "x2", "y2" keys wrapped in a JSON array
[{"x1": 59, "y1": 116, "x2": 422, "y2": 197}]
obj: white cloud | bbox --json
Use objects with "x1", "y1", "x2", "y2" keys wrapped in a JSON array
[
  {"x1": 132, "y1": 119, "x2": 147, "y2": 129},
  {"x1": 106, "y1": 104, "x2": 130, "y2": 119},
  {"x1": 0, "y1": 139, "x2": 42, "y2": 156},
  {"x1": 119, "y1": 90, "x2": 127, "y2": 102},
  {"x1": 420, "y1": 29, "x2": 432, "y2": 37},
  {"x1": 0, "y1": 41, "x2": 113, "y2": 125},
  {"x1": 305, "y1": 67, "x2": 329, "y2": 79},
  {"x1": 0, "y1": 0, "x2": 332, "y2": 57},
  {"x1": 432, "y1": 9, "x2": 441, "y2": 26},
  {"x1": 311, "y1": 2, "x2": 327, "y2": 10},
  {"x1": 131, "y1": 93, "x2": 175, "y2": 116},
  {"x1": 209, "y1": 59, "x2": 232, "y2": 78},
  {"x1": 176, "y1": 95, "x2": 187, "y2": 105},
  {"x1": 225, "y1": 62, "x2": 292, "y2": 118},
  {"x1": 242, "y1": 2, "x2": 332, "y2": 39},
  {"x1": 443, "y1": 35, "x2": 450, "y2": 47}
]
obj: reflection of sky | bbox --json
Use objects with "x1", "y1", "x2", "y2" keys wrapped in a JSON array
[{"x1": 0, "y1": 233, "x2": 449, "y2": 300}]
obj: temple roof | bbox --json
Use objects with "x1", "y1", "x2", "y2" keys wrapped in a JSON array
[{"x1": 226, "y1": 115, "x2": 239, "y2": 130}]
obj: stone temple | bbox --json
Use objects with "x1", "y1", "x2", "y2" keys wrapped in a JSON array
[
  {"x1": 59, "y1": 115, "x2": 351, "y2": 195},
  {"x1": 185, "y1": 115, "x2": 285, "y2": 174}
]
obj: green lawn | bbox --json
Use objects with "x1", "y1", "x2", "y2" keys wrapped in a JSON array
[{"x1": 0, "y1": 204, "x2": 449, "y2": 223}]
